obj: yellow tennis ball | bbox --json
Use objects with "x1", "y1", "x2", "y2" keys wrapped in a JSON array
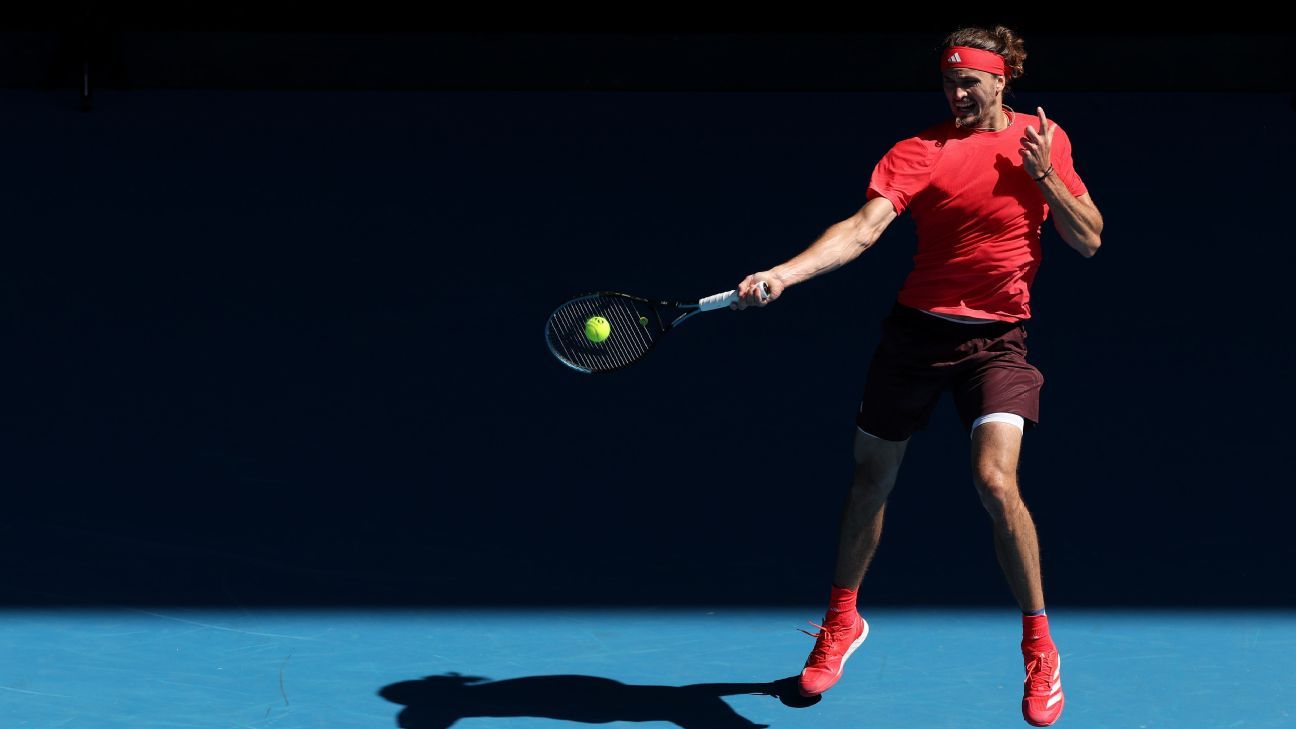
[{"x1": 584, "y1": 316, "x2": 611, "y2": 343}]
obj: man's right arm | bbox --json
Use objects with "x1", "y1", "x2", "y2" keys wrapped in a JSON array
[{"x1": 735, "y1": 195, "x2": 899, "y2": 308}]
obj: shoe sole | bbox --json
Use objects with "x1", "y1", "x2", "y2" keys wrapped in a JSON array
[{"x1": 798, "y1": 618, "x2": 870, "y2": 698}]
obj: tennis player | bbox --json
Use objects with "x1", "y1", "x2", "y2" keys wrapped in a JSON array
[{"x1": 732, "y1": 25, "x2": 1102, "y2": 727}]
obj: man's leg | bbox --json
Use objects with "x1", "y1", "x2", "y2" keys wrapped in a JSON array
[
  {"x1": 798, "y1": 427, "x2": 908, "y2": 698},
  {"x1": 970, "y1": 419, "x2": 1063, "y2": 727},
  {"x1": 833, "y1": 428, "x2": 910, "y2": 589},
  {"x1": 970, "y1": 421, "x2": 1042, "y2": 612}
]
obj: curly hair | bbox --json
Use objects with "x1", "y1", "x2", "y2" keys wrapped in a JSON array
[{"x1": 941, "y1": 25, "x2": 1028, "y2": 88}]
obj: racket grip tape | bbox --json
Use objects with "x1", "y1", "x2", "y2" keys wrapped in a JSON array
[{"x1": 698, "y1": 281, "x2": 769, "y2": 311}]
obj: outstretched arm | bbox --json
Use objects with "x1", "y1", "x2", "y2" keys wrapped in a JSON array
[{"x1": 733, "y1": 195, "x2": 898, "y2": 308}]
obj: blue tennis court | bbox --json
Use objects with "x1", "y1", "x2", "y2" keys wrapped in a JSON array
[{"x1": 5, "y1": 607, "x2": 1292, "y2": 727}]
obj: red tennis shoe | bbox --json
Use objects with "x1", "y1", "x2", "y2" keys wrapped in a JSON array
[
  {"x1": 797, "y1": 612, "x2": 869, "y2": 697},
  {"x1": 1022, "y1": 645, "x2": 1064, "y2": 726}
]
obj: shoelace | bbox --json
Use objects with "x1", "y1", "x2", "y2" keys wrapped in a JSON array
[
  {"x1": 799, "y1": 621, "x2": 846, "y2": 663},
  {"x1": 1024, "y1": 652, "x2": 1055, "y2": 694}
]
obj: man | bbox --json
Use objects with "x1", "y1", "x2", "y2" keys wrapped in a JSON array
[{"x1": 732, "y1": 26, "x2": 1102, "y2": 727}]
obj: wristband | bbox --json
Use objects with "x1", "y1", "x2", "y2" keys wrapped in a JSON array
[{"x1": 1033, "y1": 166, "x2": 1054, "y2": 183}]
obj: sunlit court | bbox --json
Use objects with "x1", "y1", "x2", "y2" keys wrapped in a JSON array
[{"x1": 4, "y1": 609, "x2": 1294, "y2": 727}]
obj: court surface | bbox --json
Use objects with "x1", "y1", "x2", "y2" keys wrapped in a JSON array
[{"x1": 3, "y1": 607, "x2": 1292, "y2": 728}]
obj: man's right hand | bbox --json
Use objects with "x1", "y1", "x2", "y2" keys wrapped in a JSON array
[{"x1": 731, "y1": 271, "x2": 785, "y2": 310}]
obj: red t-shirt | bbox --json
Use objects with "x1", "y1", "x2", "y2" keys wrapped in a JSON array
[{"x1": 866, "y1": 109, "x2": 1088, "y2": 322}]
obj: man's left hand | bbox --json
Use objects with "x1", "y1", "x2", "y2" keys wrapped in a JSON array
[{"x1": 1019, "y1": 106, "x2": 1055, "y2": 180}]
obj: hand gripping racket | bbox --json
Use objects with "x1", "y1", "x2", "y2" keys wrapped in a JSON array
[{"x1": 545, "y1": 282, "x2": 769, "y2": 374}]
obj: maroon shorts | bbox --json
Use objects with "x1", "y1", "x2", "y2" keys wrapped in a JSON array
[{"x1": 855, "y1": 302, "x2": 1044, "y2": 441}]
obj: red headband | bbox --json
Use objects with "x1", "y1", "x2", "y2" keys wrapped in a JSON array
[{"x1": 940, "y1": 46, "x2": 1008, "y2": 77}]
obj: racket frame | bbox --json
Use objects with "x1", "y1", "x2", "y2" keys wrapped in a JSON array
[{"x1": 545, "y1": 283, "x2": 765, "y2": 374}]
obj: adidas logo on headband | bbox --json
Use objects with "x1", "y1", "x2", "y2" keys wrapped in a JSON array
[{"x1": 947, "y1": 53, "x2": 961, "y2": 63}]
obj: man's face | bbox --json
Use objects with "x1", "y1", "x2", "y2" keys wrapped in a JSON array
[{"x1": 942, "y1": 68, "x2": 1004, "y2": 127}]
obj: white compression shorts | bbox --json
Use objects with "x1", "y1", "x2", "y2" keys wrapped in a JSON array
[
  {"x1": 971, "y1": 412, "x2": 1025, "y2": 434},
  {"x1": 857, "y1": 411, "x2": 1024, "y2": 441}
]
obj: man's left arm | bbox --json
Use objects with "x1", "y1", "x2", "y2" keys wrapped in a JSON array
[
  {"x1": 1021, "y1": 106, "x2": 1104, "y2": 257},
  {"x1": 1040, "y1": 184, "x2": 1103, "y2": 258}
]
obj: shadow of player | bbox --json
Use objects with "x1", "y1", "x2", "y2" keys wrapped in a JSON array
[{"x1": 378, "y1": 672, "x2": 821, "y2": 729}]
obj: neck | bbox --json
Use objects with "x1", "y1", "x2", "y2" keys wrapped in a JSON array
[
  {"x1": 975, "y1": 105, "x2": 1009, "y2": 131},
  {"x1": 956, "y1": 103, "x2": 1011, "y2": 132}
]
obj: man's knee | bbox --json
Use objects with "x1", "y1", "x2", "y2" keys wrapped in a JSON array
[
  {"x1": 973, "y1": 465, "x2": 1024, "y2": 520},
  {"x1": 971, "y1": 420, "x2": 1025, "y2": 520}
]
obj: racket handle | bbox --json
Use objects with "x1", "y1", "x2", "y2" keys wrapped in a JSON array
[{"x1": 697, "y1": 281, "x2": 769, "y2": 311}]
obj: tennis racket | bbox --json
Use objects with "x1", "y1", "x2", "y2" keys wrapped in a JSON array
[{"x1": 545, "y1": 281, "x2": 769, "y2": 374}]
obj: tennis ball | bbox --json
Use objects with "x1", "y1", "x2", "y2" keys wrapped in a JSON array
[{"x1": 584, "y1": 316, "x2": 611, "y2": 343}]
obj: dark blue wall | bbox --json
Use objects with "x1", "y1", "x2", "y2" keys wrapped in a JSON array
[{"x1": 2, "y1": 89, "x2": 1292, "y2": 606}]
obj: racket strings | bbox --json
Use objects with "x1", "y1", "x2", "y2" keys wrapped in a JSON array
[{"x1": 546, "y1": 295, "x2": 659, "y2": 373}]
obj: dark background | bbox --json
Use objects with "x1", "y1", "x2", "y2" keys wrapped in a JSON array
[{"x1": 2, "y1": 11, "x2": 1293, "y2": 607}]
